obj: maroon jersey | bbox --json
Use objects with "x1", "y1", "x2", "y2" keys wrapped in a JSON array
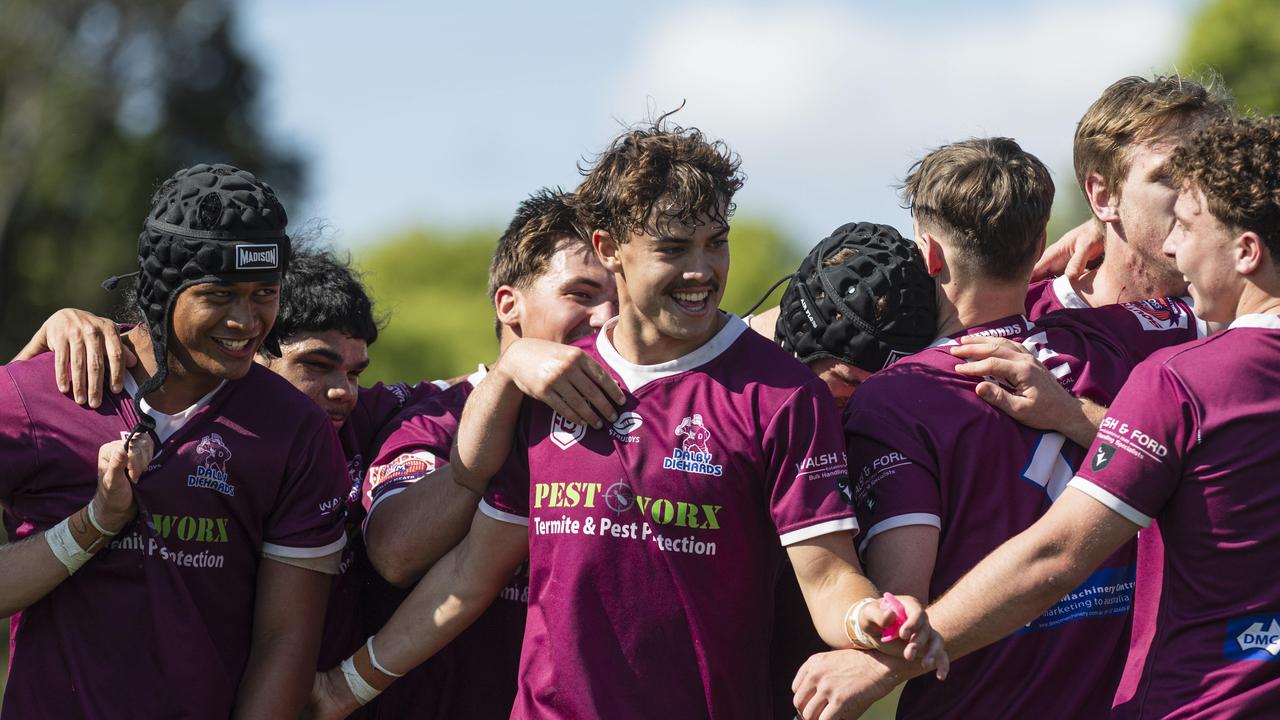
[
  {"x1": 319, "y1": 380, "x2": 448, "y2": 670},
  {"x1": 483, "y1": 315, "x2": 856, "y2": 720},
  {"x1": 360, "y1": 366, "x2": 528, "y2": 720},
  {"x1": 1070, "y1": 314, "x2": 1280, "y2": 719},
  {"x1": 0, "y1": 355, "x2": 348, "y2": 720},
  {"x1": 847, "y1": 304, "x2": 1199, "y2": 720},
  {"x1": 1025, "y1": 275, "x2": 1091, "y2": 320}
]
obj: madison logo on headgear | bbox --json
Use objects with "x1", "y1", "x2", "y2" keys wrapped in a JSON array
[
  {"x1": 664, "y1": 414, "x2": 723, "y2": 476},
  {"x1": 550, "y1": 412, "x2": 586, "y2": 450},
  {"x1": 189, "y1": 433, "x2": 236, "y2": 496},
  {"x1": 235, "y1": 244, "x2": 279, "y2": 270}
]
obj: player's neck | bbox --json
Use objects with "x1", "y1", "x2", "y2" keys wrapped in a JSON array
[
  {"x1": 609, "y1": 306, "x2": 726, "y2": 366},
  {"x1": 1077, "y1": 231, "x2": 1182, "y2": 306},
  {"x1": 1234, "y1": 281, "x2": 1280, "y2": 321},
  {"x1": 124, "y1": 327, "x2": 223, "y2": 414},
  {"x1": 936, "y1": 275, "x2": 1028, "y2": 338}
]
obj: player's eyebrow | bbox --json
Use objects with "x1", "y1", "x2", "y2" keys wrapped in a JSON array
[
  {"x1": 561, "y1": 276, "x2": 605, "y2": 290},
  {"x1": 299, "y1": 347, "x2": 345, "y2": 364}
]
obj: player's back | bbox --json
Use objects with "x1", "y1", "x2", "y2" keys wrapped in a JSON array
[{"x1": 847, "y1": 312, "x2": 1145, "y2": 719}]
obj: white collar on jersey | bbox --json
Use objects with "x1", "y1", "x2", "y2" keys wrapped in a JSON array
[
  {"x1": 595, "y1": 312, "x2": 748, "y2": 393},
  {"x1": 1052, "y1": 274, "x2": 1092, "y2": 310},
  {"x1": 1229, "y1": 313, "x2": 1280, "y2": 330},
  {"x1": 466, "y1": 363, "x2": 488, "y2": 387},
  {"x1": 123, "y1": 373, "x2": 227, "y2": 443}
]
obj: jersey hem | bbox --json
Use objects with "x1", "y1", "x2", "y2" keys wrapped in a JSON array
[
  {"x1": 779, "y1": 516, "x2": 859, "y2": 546},
  {"x1": 1067, "y1": 477, "x2": 1153, "y2": 527},
  {"x1": 479, "y1": 499, "x2": 530, "y2": 526}
]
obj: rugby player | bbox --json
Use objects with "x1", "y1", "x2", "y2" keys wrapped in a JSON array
[
  {"x1": 794, "y1": 137, "x2": 1206, "y2": 720},
  {"x1": 353, "y1": 188, "x2": 618, "y2": 719},
  {"x1": 312, "y1": 120, "x2": 946, "y2": 720},
  {"x1": 0, "y1": 164, "x2": 349, "y2": 719},
  {"x1": 1026, "y1": 74, "x2": 1233, "y2": 318},
  {"x1": 802, "y1": 112, "x2": 1280, "y2": 720}
]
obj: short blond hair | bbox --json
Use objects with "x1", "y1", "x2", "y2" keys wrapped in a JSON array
[
  {"x1": 1073, "y1": 75, "x2": 1233, "y2": 199},
  {"x1": 901, "y1": 137, "x2": 1054, "y2": 281}
]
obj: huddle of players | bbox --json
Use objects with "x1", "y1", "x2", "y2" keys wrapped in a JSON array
[{"x1": 2, "y1": 72, "x2": 1278, "y2": 720}]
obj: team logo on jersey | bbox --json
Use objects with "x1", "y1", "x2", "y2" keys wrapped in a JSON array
[
  {"x1": 346, "y1": 455, "x2": 364, "y2": 504},
  {"x1": 549, "y1": 412, "x2": 586, "y2": 450},
  {"x1": 1091, "y1": 443, "x2": 1118, "y2": 472},
  {"x1": 609, "y1": 412, "x2": 644, "y2": 444},
  {"x1": 366, "y1": 451, "x2": 437, "y2": 496},
  {"x1": 188, "y1": 433, "x2": 236, "y2": 496},
  {"x1": 1122, "y1": 298, "x2": 1189, "y2": 332},
  {"x1": 663, "y1": 414, "x2": 723, "y2": 476},
  {"x1": 1226, "y1": 615, "x2": 1280, "y2": 660}
]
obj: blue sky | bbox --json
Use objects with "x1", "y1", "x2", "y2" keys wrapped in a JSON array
[{"x1": 237, "y1": 0, "x2": 1201, "y2": 248}]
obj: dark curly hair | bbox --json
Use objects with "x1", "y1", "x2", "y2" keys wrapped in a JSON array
[
  {"x1": 1167, "y1": 116, "x2": 1280, "y2": 259},
  {"x1": 575, "y1": 110, "x2": 745, "y2": 243},
  {"x1": 260, "y1": 244, "x2": 381, "y2": 356}
]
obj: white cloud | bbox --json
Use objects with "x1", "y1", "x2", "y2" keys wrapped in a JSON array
[{"x1": 610, "y1": 1, "x2": 1187, "y2": 244}]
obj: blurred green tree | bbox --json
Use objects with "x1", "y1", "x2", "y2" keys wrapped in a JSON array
[
  {"x1": 1182, "y1": 0, "x2": 1280, "y2": 115},
  {"x1": 357, "y1": 218, "x2": 803, "y2": 385},
  {"x1": 0, "y1": 0, "x2": 302, "y2": 357}
]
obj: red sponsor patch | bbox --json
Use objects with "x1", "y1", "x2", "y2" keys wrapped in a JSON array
[{"x1": 367, "y1": 451, "x2": 437, "y2": 490}]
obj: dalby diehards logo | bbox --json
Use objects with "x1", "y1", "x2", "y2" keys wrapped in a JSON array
[
  {"x1": 550, "y1": 412, "x2": 586, "y2": 450},
  {"x1": 1226, "y1": 615, "x2": 1280, "y2": 661},
  {"x1": 663, "y1": 414, "x2": 723, "y2": 476},
  {"x1": 189, "y1": 433, "x2": 235, "y2": 496}
]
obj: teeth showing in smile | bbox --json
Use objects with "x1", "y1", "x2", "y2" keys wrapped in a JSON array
[
  {"x1": 213, "y1": 338, "x2": 250, "y2": 351},
  {"x1": 673, "y1": 290, "x2": 710, "y2": 303}
]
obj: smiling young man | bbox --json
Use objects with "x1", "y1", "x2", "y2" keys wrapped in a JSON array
[
  {"x1": 0, "y1": 164, "x2": 349, "y2": 719},
  {"x1": 310, "y1": 121, "x2": 945, "y2": 720},
  {"x1": 805, "y1": 114, "x2": 1280, "y2": 720},
  {"x1": 1026, "y1": 74, "x2": 1232, "y2": 319}
]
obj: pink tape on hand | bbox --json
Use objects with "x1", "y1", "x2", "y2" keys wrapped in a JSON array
[{"x1": 879, "y1": 592, "x2": 907, "y2": 643}]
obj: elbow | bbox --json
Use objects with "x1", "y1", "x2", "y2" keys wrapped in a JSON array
[{"x1": 366, "y1": 535, "x2": 419, "y2": 589}]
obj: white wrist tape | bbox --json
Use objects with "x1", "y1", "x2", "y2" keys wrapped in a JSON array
[
  {"x1": 367, "y1": 637, "x2": 404, "y2": 678},
  {"x1": 340, "y1": 656, "x2": 381, "y2": 706},
  {"x1": 844, "y1": 596, "x2": 879, "y2": 649},
  {"x1": 86, "y1": 503, "x2": 117, "y2": 537},
  {"x1": 46, "y1": 517, "x2": 93, "y2": 575}
]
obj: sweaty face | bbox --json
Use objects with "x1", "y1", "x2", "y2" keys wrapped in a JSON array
[
  {"x1": 1111, "y1": 132, "x2": 1189, "y2": 296},
  {"x1": 169, "y1": 280, "x2": 280, "y2": 387},
  {"x1": 515, "y1": 241, "x2": 618, "y2": 344},
  {"x1": 807, "y1": 357, "x2": 874, "y2": 411},
  {"x1": 610, "y1": 211, "x2": 730, "y2": 361},
  {"x1": 259, "y1": 330, "x2": 369, "y2": 428},
  {"x1": 1164, "y1": 187, "x2": 1242, "y2": 324}
]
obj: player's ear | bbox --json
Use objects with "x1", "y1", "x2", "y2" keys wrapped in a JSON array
[
  {"x1": 1235, "y1": 230, "x2": 1266, "y2": 276},
  {"x1": 494, "y1": 285, "x2": 521, "y2": 330},
  {"x1": 594, "y1": 230, "x2": 623, "y2": 273},
  {"x1": 916, "y1": 232, "x2": 944, "y2": 278},
  {"x1": 1085, "y1": 172, "x2": 1120, "y2": 223}
]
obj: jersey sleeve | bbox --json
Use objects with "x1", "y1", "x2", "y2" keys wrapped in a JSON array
[
  {"x1": 479, "y1": 405, "x2": 533, "y2": 527},
  {"x1": 1067, "y1": 359, "x2": 1196, "y2": 527},
  {"x1": 844, "y1": 382, "x2": 943, "y2": 554},
  {"x1": 362, "y1": 415, "x2": 453, "y2": 516},
  {"x1": 0, "y1": 368, "x2": 38, "y2": 506},
  {"x1": 762, "y1": 379, "x2": 858, "y2": 546},
  {"x1": 262, "y1": 418, "x2": 350, "y2": 559},
  {"x1": 1110, "y1": 296, "x2": 1205, "y2": 362}
]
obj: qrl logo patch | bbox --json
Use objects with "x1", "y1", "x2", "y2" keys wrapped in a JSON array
[
  {"x1": 549, "y1": 412, "x2": 586, "y2": 450},
  {"x1": 1225, "y1": 615, "x2": 1280, "y2": 661},
  {"x1": 235, "y1": 244, "x2": 279, "y2": 270},
  {"x1": 1091, "y1": 443, "x2": 1118, "y2": 472},
  {"x1": 1122, "y1": 298, "x2": 1188, "y2": 332}
]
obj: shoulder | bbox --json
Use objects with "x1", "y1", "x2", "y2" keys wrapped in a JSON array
[
  {"x1": 846, "y1": 348, "x2": 980, "y2": 424},
  {"x1": 374, "y1": 381, "x2": 472, "y2": 454},
  {"x1": 231, "y1": 365, "x2": 332, "y2": 433}
]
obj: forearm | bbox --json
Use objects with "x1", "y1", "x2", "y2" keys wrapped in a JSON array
[
  {"x1": 233, "y1": 562, "x2": 329, "y2": 720},
  {"x1": 0, "y1": 503, "x2": 115, "y2": 617},
  {"x1": 450, "y1": 367, "x2": 525, "y2": 493},
  {"x1": 1056, "y1": 397, "x2": 1107, "y2": 448},
  {"x1": 365, "y1": 466, "x2": 480, "y2": 587},
  {"x1": 803, "y1": 566, "x2": 882, "y2": 649}
]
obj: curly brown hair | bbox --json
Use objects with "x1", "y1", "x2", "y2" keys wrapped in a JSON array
[
  {"x1": 576, "y1": 112, "x2": 744, "y2": 243},
  {"x1": 901, "y1": 137, "x2": 1054, "y2": 282},
  {"x1": 1074, "y1": 74, "x2": 1233, "y2": 200},
  {"x1": 1167, "y1": 116, "x2": 1280, "y2": 259}
]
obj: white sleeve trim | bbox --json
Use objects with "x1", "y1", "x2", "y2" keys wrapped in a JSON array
[
  {"x1": 1067, "y1": 477, "x2": 1153, "y2": 528},
  {"x1": 857, "y1": 513, "x2": 942, "y2": 554},
  {"x1": 779, "y1": 516, "x2": 859, "y2": 547},
  {"x1": 264, "y1": 549, "x2": 343, "y2": 575},
  {"x1": 261, "y1": 534, "x2": 347, "y2": 559},
  {"x1": 431, "y1": 379, "x2": 452, "y2": 390},
  {"x1": 364, "y1": 486, "x2": 408, "y2": 524},
  {"x1": 479, "y1": 499, "x2": 529, "y2": 526}
]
